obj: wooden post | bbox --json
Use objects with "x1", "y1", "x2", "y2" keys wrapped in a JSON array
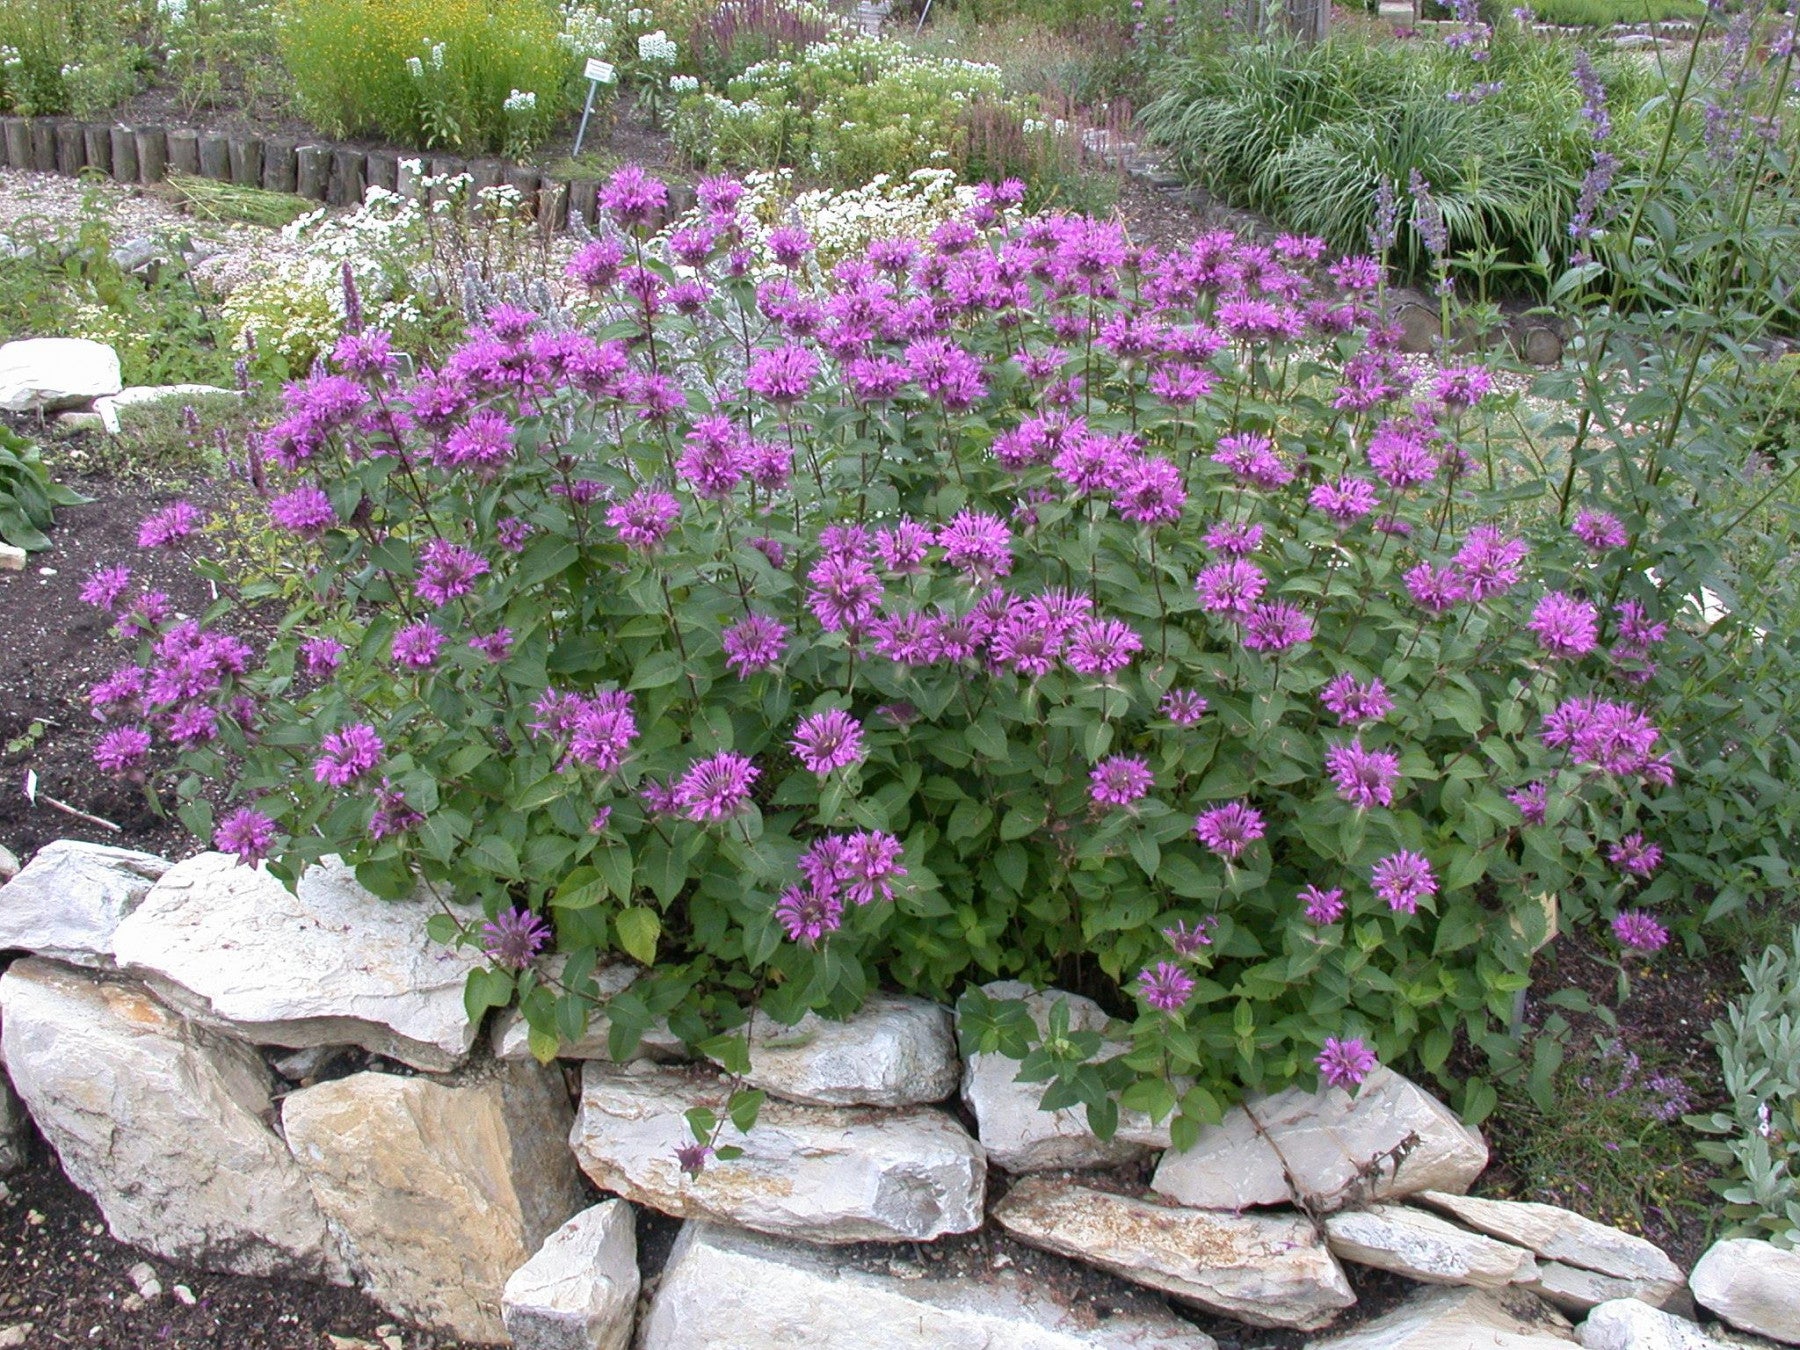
[
  {"x1": 364, "y1": 149, "x2": 400, "y2": 195},
  {"x1": 198, "y1": 133, "x2": 231, "y2": 180},
  {"x1": 109, "y1": 126, "x2": 139, "y2": 183},
  {"x1": 83, "y1": 123, "x2": 113, "y2": 176},
  {"x1": 135, "y1": 127, "x2": 168, "y2": 183},
  {"x1": 2, "y1": 118, "x2": 28, "y2": 168},
  {"x1": 327, "y1": 148, "x2": 366, "y2": 206},
  {"x1": 167, "y1": 129, "x2": 200, "y2": 177},
  {"x1": 228, "y1": 136, "x2": 264, "y2": 187},
  {"x1": 295, "y1": 144, "x2": 331, "y2": 200},
  {"x1": 394, "y1": 156, "x2": 423, "y2": 200},
  {"x1": 537, "y1": 181, "x2": 569, "y2": 235},
  {"x1": 30, "y1": 120, "x2": 57, "y2": 172},
  {"x1": 54, "y1": 121, "x2": 86, "y2": 175},
  {"x1": 262, "y1": 137, "x2": 298, "y2": 194}
]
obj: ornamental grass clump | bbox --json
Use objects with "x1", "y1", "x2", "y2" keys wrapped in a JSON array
[{"x1": 89, "y1": 166, "x2": 1692, "y2": 1144}]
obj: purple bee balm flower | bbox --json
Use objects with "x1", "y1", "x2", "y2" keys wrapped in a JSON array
[
  {"x1": 137, "y1": 501, "x2": 202, "y2": 548},
  {"x1": 1161, "y1": 689, "x2": 1210, "y2": 726},
  {"x1": 1194, "y1": 559, "x2": 1267, "y2": 617},
  {"x1": 775, "y1": 885, "x2": 844, "y2": 946},
  {"x1": 1090, "y1": 755, "x2": 1154, "y2": 808},
  {"x1": 392, "y1": 622, "x2": 444, "y2": 669},
  {"x1": 416, "y1": 539, "x2": 491, "y2": 606},
  {"x1": 1612, "y1": 909, "x2": 1669, "y2": 952},
  {"x1": 214, "y1": 806, "x2": 277, "y2": 865},
  {"x1": 1404, "y1": 562, "x2": 1466, "y2": 615},
  {"x1": 469, "y1": 629, "x2": 513, "y2": 663},
  {"x1": 496, "y1": 518, "x2": 533, "y2": 553},
  {"x1": 1137, "y1": 961, "x2": 1197, "y2": 1012},
  {"x1": 745, "y1": 344, "x2": 820, "y2": 404},
  {"x1": 1317, "y1": 1036, "x2": 1379, "y2": 1089},
  {"x1": 607, "y1": 490, "x2": 681, "y2": 552},
  {"x1": 1453, "y1": 525, "x2": 1530, "y2": 602},
  {"x1": 1114, "y1": 455, "x2": 1188, "y2": 526},
  {"x1": 1203, "y1": 521, "x2": 1263, "y2": 557},
  {"x1": 481, "y1": 908, "x2": 552, "y2": 969},
  {"x1": 1572, "y1": 509, "x2": 1629, "y2": 552},
  {"x1": 567, "y1": 693, "x2": 639, "y2": 773},
  {"x1": 1066, "y1": 618, "x2": 1142, "y2": 677},
  {"x1": 1608, "y1": 832, "x2": 1663, "y2": 878},
  {"x1": 88, "y1": 665, "x2": 146, "y2": 718},
  {"x1": 370, "y1": 777, "x2": 424, "y2": 840},
  {"x1": 1528, "y1": 591, "x2": 1600, "y2": 659},
  {"x1": 167, "y1": 705, "x2": 220, "y2": 748},
  {"x1": 722, "y1": 613, "x2": 789, "y2": 678},
  {"x1": 1195, "y1": 801, "x2": 1265, "y2": 860},
  {"x1": 938, "y1": 511, "x2": 1014, "y2": 580},
  {"x1": 568, "y1": 236, "x2": 626, "y2": 289},
  {"x1": 436, "y1": 409, "x2": 514, "y2": 471},
  {"x1": 1309, "y1": 476, "x2": 1381, "y2": 525},
  {"x1": 876, "y1": 519, "x2": 936, "y2": 574},
  {"x1": 675, "y1": 750, "x2": 760, "y2": 822},
  {"x1": 80, "y1": 564, "x2": 133, "y2": 610},
  {"x1": 314, "y1": 722, "x2": 383, "y2": 787},
  {"x1": 300, "y1": 636, "x2": 346, "y2": 675},
  {"x1": 268, "y1": 486, "x2": 336, "y2": 536},
  {"x1": 590, "y1": 807, "x2": 613, "y2": 834},
  {"x1": 1367, "y1": 425, "x2": 1438, "y2": 489},
  {"x1": 1244, "y1": 602, "x2": 1314, "y2": 652},
  {"x1": 1540, "y1": 696, "x2": 1663, "y2": 776},
  {"x1": 1325, "y1": 740, "x2": 1403, "y2": 810},
  {"x1": 1509, "y1": 782, "x2": 1549, "y2": 825},
  {"x1": 1300, "y1": 885, "x2": 1347, "y2": 924},
  {"x1": 676, "y1": 1142, "x2": 713, "y2": 1177},
  {"x1": 1372, "y1": 849, "x2": 1437, "y2": 914},
  {"x1": 792, "y1": 709, "x2": 865, "y2": 775},
  {"x1": 599, "y1": 164, "x2": 667, "y2": 229},
  {"x1": 94, "y1": 725, "x2": 152, "y2": 773},
  {"x1": 841, "y1": 830, "x2": 907, "y2": 904},
  {"x1": 1163, "y1": 917, "x2": 1215, "y2": 955},
  {"x1": 767, "y1": 224, "x2": 812, "y2": 267},
  {"x1": 1320, "y1": 673, "x2": 1393, "y2": 726},
  {"x1": 806, "y1": 555, "x2": 884, "y2": 634},
  {"x1": 1431, "y1": 366, "x2": 1492, "y2": 409}
]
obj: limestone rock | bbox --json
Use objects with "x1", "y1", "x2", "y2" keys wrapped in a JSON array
[
  {"x1": 0, "y1": 958, "x2": 344, "y2": 1280},
  {"x1": 112, "y1": 853, "x2": 485, "y2": 1072},
  {"x1": 1577, "y1": 1298, "x2": 1754, "y2": 1350},
  {"x1": 993, "y1": 1175, "x2": 1356, "y2": 1332},
  {"x1": 0, "y1": 337, "x2": 122, "y2": 412},
  {"x1": 0, "y1": 542, "x2": 24, "y2": 571},
  {"x1": 716, "y1": 993, "x2": 959, "y2": 1107},
  {"x1": 960, "y1": 981, "x2": 1159, "y2": 1173},
  {"x1": 1152, "y1": 1068, "x2": 1487, "y2": 1212},
  {"x1": 569, "y1": 1060, "x2": 984, "y2": 1244},
  {"x1": 1419, "y1": 1193, "x2": 1685, "y2": 1288},
  {"x1": 282, "y1": 1063, "x2": 585, "y2": 1345},
  {"x1": 502, "y1": 1200, "x2": 639, "y2": 1350},
  {"x1": 93, "y1": 383, "x2": 239, "y2": 434},
  {"x1": 1689, "y1": 1238, "x2": 1800, "y2": 1345},
  {"x1": 1325, "y1": 1204, "x2": 1539, "y2": 1288},
  {"x1": 490, "y1": 958, "x2": 684, "y2": 1063},
  {"x1": 1307, "y1": 1285, "x2": 1575, "y2": 1349},
  {"x1": 0, "y1": 840, "x2": 169, "y2": 967},
  {"x1": 0, "y1": 843, "x2": 19, "y2": 882},
  {"x1": 1524, "y1": 1261, "x2": 1687, "y2": 1314},
  {"x1": 0, "y1": 1070, "x2": 25, "y2": 1173},
  {"x1": 639, "y1": 1221, "x2": 1221, "y2": 1349}
]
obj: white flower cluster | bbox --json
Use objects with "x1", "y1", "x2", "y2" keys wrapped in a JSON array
[
  {"x1": 637, "y1": 29, "x2": 676, "y2": 63},
  {"x1": 158, "y1": 0, "x2": 190, "y2": 26},
  {"x1": 0, "y1": 46, "x2": 20, "y2": 70},
  {"x1": 559, "y1": 5, "x2": 617, "y2": 58},
  {"x1": 669, "y1": 74, "x2": 699, "y2": 94},
  {"x1": 503, "y1": 88, "x2": 538, "y2": 113}
]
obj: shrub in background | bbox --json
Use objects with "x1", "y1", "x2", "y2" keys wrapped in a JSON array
[
  {"x1": 0, "y1": 0, "x2": 150, "y2": 115},
  {"x1": 276, "y1": 0, "x2": 568, "y2": 154},
  {"x1": 79, "y1": 163, "x2": 1733, "y2": 1145},
  {"x1": 687, "y1": 0, "x2": 851, "y2": 88}
]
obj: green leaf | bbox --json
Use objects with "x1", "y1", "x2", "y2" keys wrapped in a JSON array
[
  {"x1": 462, "y1": 967, "x2": 515, "y2": 1022},
  {"x1": 728, "y1": 1088, "x2": 766, "y2": 1134},
  {"x1": 615, "y1": 906, "x2": 661, "y2": 965},
  {"x1": 513, "y1": 774, "x2": 570, "y2": 811},
  {"x1": 468, "y1": 835, "x2": 521, "y2": 880}
]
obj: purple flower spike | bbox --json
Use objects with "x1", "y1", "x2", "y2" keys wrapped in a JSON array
[
  {"x1": 1090, "y1": 755, "x2": 1154, "y2": 808},
  {"x1": 1163, "y1": 917, "x2": 1216, "y2": 955},
  {"x1": 1325, "y1": 741, "x2": 1403, "y2": 811},
  {"x1": 481, "y1": 908, "x2": 552, "y2": 970},
  {"x1": 1317, "y1": 1036, "x2": 1379, "y2": 1089},
  {"x1": 138, "y1": 501, "x2": 203, "y2": 548},
  {"x1": 1371, "y1": 850, "x2": 1437, "y2": 914},
  {"x1": 792, "y1": 710, "x2": 866, "y2": 776},
  {"x1": 214, "y1": 807, "x2": 277, "y2": 865},
  {"x1": 775, "y1": 885, "x2": 844, "y2": 946},
  {"x1": 675, "y1": 751, "x2": 760, "y2": 822},
  {"x1": 1612, "y1": 910, "x2": 1669, "y2": 952},
  {"x1": 1300, "y1": 885, "x2": 1346, "y2": 924},
  {"x1": 313, "y1": 722, "x2": 383, "y2": 787},
  {"x1": 1194, "y1": 801, "x2": 1265, "y2": 860},
  {"x1": 1137, "y1": 961, "x2": 1197, "y2": 1012}
]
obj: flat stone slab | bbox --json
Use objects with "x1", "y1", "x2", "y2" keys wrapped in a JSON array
[
  {"x1": 0, "y1": 840, "x2": 169, "y2": 967},
  {"x1": 112, "y1": 853, "x2": 484, "y2": 1071},
  {"x1": 1154, "y1": 1069, "x2": 1487, "y2": 1212},
  {"x1": 1324, "y1": 1204, "x2": 1539, "y2": 1288},
  {"x1": 993, "y1": 1175, "x2": 1356, "y2": 1332},
  {"x1": 0, "y1": 337, "x2": 121, "y2": 411},
  {"x1": 717, "y1": 993, "x2": 960, "y2": 1107},
  {"x1": 639, "y1": 1221, "x2": 1222, "y2": 1349},
  {"x1": 1524, "y1": 1260, "x2": 1688, "y2": 1315},
  {"x1": 502, "y1": 1200, "x2": 639, "y2": 1350},
  {"x1": 0, "y1": 958, "x2": 344, "y2": 1281},
  {"x1": 1577, "y1": 1297, "x2": 1772, "y2": 1350},
  {"x1": 1689, "y1": 1238, "x2": 1800, "y2": 1345},
  {"x1": 961, "y1": 981, "x2": 1163, "y2": 1173},
  {"x1": 569, "y1": 1061, "x2": 985, "y2": 1244},
  {"x1": 283, "y1": 1064, "x2": 584, "y2": 1345},
  {"x1": 1305, "y1": 1285, "x2": 1574, "y2": 1349},
  {"x1": 1418, "y1": 1193, "x2": 1685, "y2": 1288}
]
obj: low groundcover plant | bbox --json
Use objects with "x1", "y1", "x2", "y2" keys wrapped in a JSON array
[{"x1": 84, "y1": 165, "x2": 1686, "y2": 1150}]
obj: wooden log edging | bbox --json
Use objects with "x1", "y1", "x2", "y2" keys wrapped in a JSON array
[{"x1": 0, "y1": 113, "x2": 689, "y2": 236}]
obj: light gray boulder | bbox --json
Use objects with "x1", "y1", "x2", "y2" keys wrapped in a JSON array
[
  {"x1": 111, "y1": 852, "x2": 484, "y2": 1072},
  {"x1": 0, "y1": 840, "x2": 169, "y2": 967},
  {"x1": 638, "y1": 1221, "x2": 1222, "y2": 1349},
  {"x1": 1524, "y1": 1261, "x2": 1689, "y2": 1315},
  {"x1": 1153, "y1": 1068, "x2": 1488, "y2": 1212},
  {"x1": 1689, "y1": 1238, "x2": 1800, "y2": 1345},
  {"x1": 569, "y1": 1060, "x2": 985, "y2": 1244},
  {"x1": 993, "y1": 1174, "x2": 1355, "y2": 1331},
  {"x1": 1418, "y1": 1193, "x2": 1685, "y2": 1293},
  {"x1": 1324, "y1": 1204, "x2": 1540, "y2": 1288},
  {"x1": 501, "y1": 1200, "x2": 639, "y2": 1350},
  {"x1": 1577, "y1": 1298, "x2": 1772, "y2": 1350},
  {"x1": 0, "y1": 957, "x2": 345, "y2": 1281},
  {"x1": 1305, "y1": 1285, "x2": 1576, "y2": 1349},
  {"x1": 714, "y1": 993, "x2": 959, "y2": 1107},
  {"x1": 282, "y1": 1062, "x2": 585, "y2": 1345},
  {"x1": 0, "y1": 337, "x2": 122, "y2": 412}
]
